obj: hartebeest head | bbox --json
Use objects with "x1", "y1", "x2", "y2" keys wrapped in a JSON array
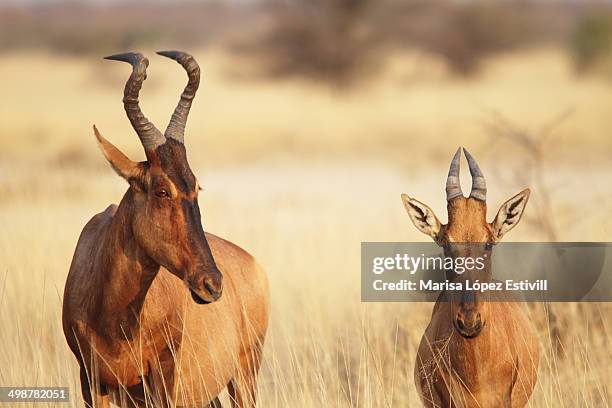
[
  {"x1": 95, "y1": 51, "x2": 222, "y2": 304},
  {"x1": 401, "y1": 148, "x2": 530, "y2": 338}
]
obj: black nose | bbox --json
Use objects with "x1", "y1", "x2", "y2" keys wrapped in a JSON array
[
  {"x1": 455, "y1": 312, "x2": 483, "y2": 338},
  {"x1": 189, "y1": 268, "x2": 223, "y2": 304},
  {"x1": 203, "y1": 271, "x2": 223, "y2": 301}
]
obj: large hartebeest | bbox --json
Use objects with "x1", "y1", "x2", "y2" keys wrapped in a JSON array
[
  {"x1": 401, "y1": 148, "x2": 539, "y2": 407},
  {"x1": 62, "y1": 51, "x2": 269, "y2": 408}
]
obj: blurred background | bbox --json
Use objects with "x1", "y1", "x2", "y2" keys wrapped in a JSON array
[{"x1": 1, "y1": 0, "x2": 612, "y2": 406}]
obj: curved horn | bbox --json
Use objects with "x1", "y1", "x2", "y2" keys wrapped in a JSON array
[
  {"x1": 446, "y1": 147, "x2": 463, "y2": 201},
  {"x1": 464, "y1": 148, "x2": 487, "y2": 201},
  {"x1": 104, "y1": 52, "x2": 166, "y2": 152},
  {"x1": 156, "y1": 50, "x2": 200, "y2": 143}
]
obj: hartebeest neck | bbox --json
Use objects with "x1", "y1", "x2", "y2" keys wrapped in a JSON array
[{"x1": 91, "y1": 189, "x2": 160, "y2": 340}]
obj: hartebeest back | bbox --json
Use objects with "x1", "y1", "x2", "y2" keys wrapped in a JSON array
[
  {"x1": 402, "y1": 148, "x2": 539, "y2": 407},
  {"x1": 62, "y1": 51, "x2": 269, "y2": 408}
]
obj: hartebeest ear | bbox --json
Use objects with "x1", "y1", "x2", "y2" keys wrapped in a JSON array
[
  {"x1": 491, "y1": 188, "x2": 530, "y2": 241},
  {"x1": 401, "y1": 194, "x2": 442, "y2": 240},
  {"x1": 94, "y1": 125, "x2": 145, "y2": 188}
]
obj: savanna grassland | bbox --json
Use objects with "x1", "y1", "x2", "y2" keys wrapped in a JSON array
[{"x1": 1, "y1": 46, "x2": 612, "y2": 407}]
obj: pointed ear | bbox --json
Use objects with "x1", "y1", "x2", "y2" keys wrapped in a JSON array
[
  {"x1": 401, "y1": 194, "x2": 442, "y2": 241},
  {"x1": 94, "y1": 125, "x2": 145, "y2": 187},
  {"x1": 491, "y1": 188, "x2": 530, "y2": 241}
]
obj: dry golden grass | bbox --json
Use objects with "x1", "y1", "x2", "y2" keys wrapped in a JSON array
[{"x1": 1, "y1": 47, "x2": 612, "y2": 407}]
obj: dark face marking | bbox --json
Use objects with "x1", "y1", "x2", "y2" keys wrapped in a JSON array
[
  {"x1": 181, "y1": 198, "x2": 210, "y2": 255},
  {"x1": 155, "y1": 139, "x2": 198, "y2": 194}
]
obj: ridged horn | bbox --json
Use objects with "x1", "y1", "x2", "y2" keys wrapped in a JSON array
[
  {"x1": 464, "y1": 148, "x2": 487, "y2": 201},
  {"x1": 104, "y1": 52, "x2": 166, "y2": 152},
  {"x1": 446, "y1": 147, "x2": 463, "y2": 201},
  {"x1": 156, "y1": 50, "x2": 200, "y2": 143}
]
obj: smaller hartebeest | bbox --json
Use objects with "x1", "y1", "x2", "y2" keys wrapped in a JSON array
[
  {"x1": 63, "y1": 51, "x2": 269, "y2": 407},
  {"x1": 402, "y1": 148, "x2": 540, "y2": 407}
]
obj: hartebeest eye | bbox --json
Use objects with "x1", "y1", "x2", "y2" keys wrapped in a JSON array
[
  {"x1": 155, "y1": 189, "x2": 169, "y2": 198},
  {"x1": 485, "y1": 242, "x2": 494, "y2": 250}
]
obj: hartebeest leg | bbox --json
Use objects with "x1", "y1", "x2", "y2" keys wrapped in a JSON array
[
  {"x1": 227, "y1": 341, "x2": 264, "y2": 408},
  {"x1": 144, "y1": 357, "x2": 176, "y2": 408},
  {"x1": 205, "y1": 396, "x2": 223, "y2": 408},
  {"x1": 79, "y1": 365, "x2": 109, "y2": 408},
  {"x1": 79, "y1": 365, "x2": 93, "y2": 407}
]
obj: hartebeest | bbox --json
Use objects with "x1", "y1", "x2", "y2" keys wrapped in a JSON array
[
  {"x1": 62, "y1": 51, "x2": 269, "y2": 408},
  {"x1": 402, "y1": 148, "x2": 539, "y2": 407}
]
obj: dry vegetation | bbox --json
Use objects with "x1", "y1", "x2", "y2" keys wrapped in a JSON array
[{"x1": 1, "y1": 41, "x2": 612, "y2": 407}]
